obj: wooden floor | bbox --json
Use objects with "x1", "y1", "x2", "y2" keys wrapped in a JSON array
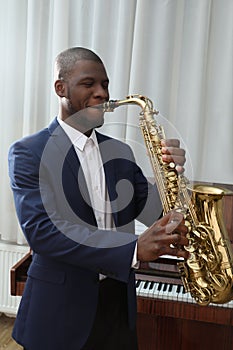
[{"x1": 0, "y1": 314, "x2": 23, "y2": 350}]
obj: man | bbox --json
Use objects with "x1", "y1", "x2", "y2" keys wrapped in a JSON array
[{"x1": 8, "y1": 47, "x2": 188, "y2": 350}]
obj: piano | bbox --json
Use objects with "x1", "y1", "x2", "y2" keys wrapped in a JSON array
[
  {"x1": 11, "y1": 183, "x2": 233, "y2": 349},
  {"x1": 136, "y1": 260, "x2": 233, "y2": 349},
  {"x1": 136, "y1": 184, "x2": 233, "y2": 350}
]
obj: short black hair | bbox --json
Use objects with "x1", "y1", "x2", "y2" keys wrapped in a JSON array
[{"x1": 55, "y1": 47, "x2": 103, "y2": 80}]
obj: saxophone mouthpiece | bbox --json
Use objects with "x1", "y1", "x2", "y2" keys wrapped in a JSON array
[
  {"x1": 90, "y1": 100, "x2": 118, "y2": 112},
  {"x1": 102, "y1": 100, "x2": 119, "y2": 112}
]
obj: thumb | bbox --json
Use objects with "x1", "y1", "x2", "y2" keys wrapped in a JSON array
[{"x1": 160, "y1": 211, "x2": 183, "y2": 234}]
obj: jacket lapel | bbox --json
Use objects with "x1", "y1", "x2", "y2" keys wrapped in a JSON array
[
  {"x1": 96, "y1": 132, "x2": 118, "y2": 227},
  {"x1": 47, "y1": 118, "x2": 97, "y2": 226},
  {"x1": 48, "y1": 118, "x2": 80, "y2": 177}
]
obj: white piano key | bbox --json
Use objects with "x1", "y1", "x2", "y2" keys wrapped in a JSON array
[
  {"x1": 178, "y1": 286, "x2": 185, "y2": 302},
  {"x1": 227, "y1": 300, "x2": 233, "y2": 308},
  {"x1": 185, "y1": 291, "x2": 194, "y2": 303},
  {"x1": 144, "y1": 281, "x2": 155, "y2": 297},
  {"x1": 136, "y1": 280, "x2": 144, "y2": 295},
  {"x1": 148, "y1": 282, "x2": 159, "y2": 298},
  {"x1": 166, "y1": 284, "x2": 178, "y2": 301},
  {"x1": 156, "y1": 282, "x2": 164, "y2": 299},
  {"x1": 181, "y1": 285, "x2": 189, "y2": 303},
  {"x1": 160, "y1": 283, "x2": 169, "y2": 300},
  {"x1": 139, "y1": 280, "x2": 151, "y2": 297}
]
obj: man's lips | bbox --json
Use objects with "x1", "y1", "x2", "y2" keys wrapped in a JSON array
[
  {"x1": 86, "y1": 100, "x2": 109, "y2": 108},
  {"x1": 87, "y1": 104, "x2": 105, "y2": 110}
]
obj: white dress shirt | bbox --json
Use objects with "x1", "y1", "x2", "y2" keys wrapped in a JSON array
[{"x1": 57, "y1": 117, "x2": 138, "y2": 271}]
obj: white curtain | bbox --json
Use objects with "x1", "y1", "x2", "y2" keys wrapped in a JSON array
[{"x1": 0, "y1": 0, "x2": 232, "y2": 243}]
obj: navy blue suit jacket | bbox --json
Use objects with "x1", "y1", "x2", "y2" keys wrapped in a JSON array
[{"x1": 8, "y1": 118, "x2": 162, "y2": 350}]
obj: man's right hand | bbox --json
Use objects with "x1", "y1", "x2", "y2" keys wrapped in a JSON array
[{"x1": 137, "y1": 210, "x2": 189, "y2": 262}]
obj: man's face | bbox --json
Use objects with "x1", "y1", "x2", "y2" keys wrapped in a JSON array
[{"x1": 57, "y1": 60, "x2": 110, "y2": 133}]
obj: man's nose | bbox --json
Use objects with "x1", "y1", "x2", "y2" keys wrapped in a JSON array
[{"x1": 93, "y1": 85, "x2": 109, "y2": 100}]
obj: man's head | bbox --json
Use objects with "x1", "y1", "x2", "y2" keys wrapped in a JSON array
[{"x1": 54, "y1": 47, "x2": 109, "y2": 134}]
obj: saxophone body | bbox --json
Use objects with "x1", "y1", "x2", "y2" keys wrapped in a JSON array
[{"x1": 103, "y1": 94, "x2": 233, "y2": 306}]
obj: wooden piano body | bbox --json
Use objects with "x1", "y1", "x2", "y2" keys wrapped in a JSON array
[
  {"x1": 10, "y1": 250, "x2": 32, "y2": 296},
  {"x1": 11, "y1": 183, "x2": 233, "y2": 349}
]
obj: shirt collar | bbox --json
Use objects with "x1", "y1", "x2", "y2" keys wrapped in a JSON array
[{"x1": 57, "y1": 117, "x2": 98, "y2": 151}]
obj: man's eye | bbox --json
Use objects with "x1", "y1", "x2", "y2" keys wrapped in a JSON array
[
  {"x1": 83, "y1": 82, "x2": 93, "y2": 87},
  {"x1": 102, "y1": 83, "x2": 109, "y2": 89}
]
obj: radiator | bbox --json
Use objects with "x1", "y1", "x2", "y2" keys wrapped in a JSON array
[{"x1": 0, "y1": 241, "x2": 28, "y2": 316}]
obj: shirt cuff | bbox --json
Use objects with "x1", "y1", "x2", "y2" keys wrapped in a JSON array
[{"x1": 132, "y1": 242, "x2": 140, "y2": 269}]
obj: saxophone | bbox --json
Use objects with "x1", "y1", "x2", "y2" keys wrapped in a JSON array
[{"x1": 102, "y1": 94, "x2": 233, "y2": 306}]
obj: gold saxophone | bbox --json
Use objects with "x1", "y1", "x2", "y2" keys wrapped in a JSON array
[{"x1": 103, "y1": 94, "x2": 233, "y2": 306}]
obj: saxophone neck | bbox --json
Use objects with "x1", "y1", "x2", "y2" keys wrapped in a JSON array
[{"x1": 102, "y1": 94, "x2": 159, "y2": 115}]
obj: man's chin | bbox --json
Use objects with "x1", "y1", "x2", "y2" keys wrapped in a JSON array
[
  {"x1": 64, "y1": 107, "x2": 105, "y2": 133},
  {"x1": 89, "y1": 113, "x2": 105, "y2": 129},
  {"x1": 94, "y1": 119, "x2": 104, "y2": 129},
  {"x1": 86, "y1": 109, "x2": 105, "y2": 128}
]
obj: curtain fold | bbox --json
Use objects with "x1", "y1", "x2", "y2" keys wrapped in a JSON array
[{"x1": 1, "y1": 0, "x2": 232, "y2": 243}]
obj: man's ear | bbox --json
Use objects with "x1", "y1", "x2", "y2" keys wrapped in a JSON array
[{"x1": 54, "y1": 80, "x2": 67, "y2": 97}]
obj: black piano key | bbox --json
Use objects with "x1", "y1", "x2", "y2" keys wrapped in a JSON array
[
  {"x1": 143, "y1": 281, "x2": 149, "y2": 289},
  {"x1": 162, "y1": 283, "x2": 168, "y2": 291},
  {"x1": 168, "y1": 284, "x2": 173, "y2": 292},
  {"x1": 135, "y1": 279, "x2": 141, "y2": 288},
  {"x1": 157, "y1": 282, "x2": 163, "y2": 291},
  {"x1": 149, "y1": 281, "x2": 154, "y2": 290}
]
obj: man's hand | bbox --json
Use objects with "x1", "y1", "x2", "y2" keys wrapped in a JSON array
[
  {"x1": 161, "y1": 139, "x2": 186, "y2": 173},
  {"x1": 137, "y1": 210, "x2": 189, "y2": 262}
]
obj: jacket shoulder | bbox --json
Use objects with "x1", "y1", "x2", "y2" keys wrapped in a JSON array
[{"x1": 9, "y1": 118, "x2": 59, "y2": 155}]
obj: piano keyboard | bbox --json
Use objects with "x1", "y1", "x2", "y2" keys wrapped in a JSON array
[{"x1": 136, "y1": 278, "x2": 233, "y2": 309}]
